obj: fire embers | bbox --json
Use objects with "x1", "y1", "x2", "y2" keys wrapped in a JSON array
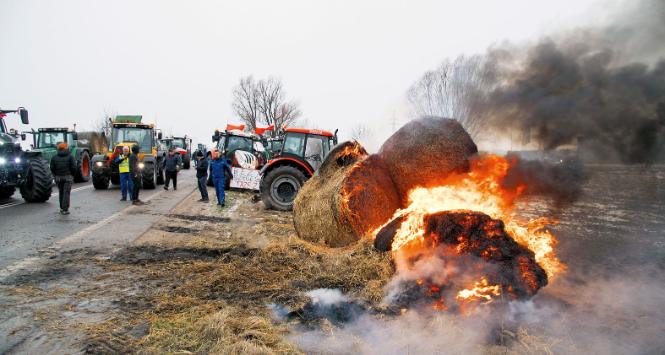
[{"x1": 377, "y1": 211, "x2": 548, "y2": 312}]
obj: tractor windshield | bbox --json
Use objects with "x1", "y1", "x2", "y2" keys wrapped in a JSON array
[
  {"x1": 38, "y1": 131, "x2": 66, "y2": 148},
  {"x1": 172, "y1": 138, "x2": 186, "y2": 148},
  {"x1": 226, "y1": 136, "x2": 253, "y2": 153},
  {"x1": 113, "y1": 127, "x2": 152, "y2": 152}
]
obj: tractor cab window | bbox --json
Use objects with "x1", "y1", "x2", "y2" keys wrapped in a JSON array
[
  {"x1": 271, "y1": 140, "x2": 283, "y2": 153},
  {"x1": 304, "y1": 135, "x2": 325, "y2": 170},
  {"x1": 172, "y1": 139, "x2": 185, "y2": 148},
  {"x1": 282, "y1": 133, "x2": 305, "y2": 156},
  {"x1": 113, "y1": 127, "x2": 152, "y2": 152},
  {"x1": 226, "y1": 136, "x2": 253, "y2": 153},
  {"x1": 38, "y1": 132, "x2": 66, "y2": 148}
]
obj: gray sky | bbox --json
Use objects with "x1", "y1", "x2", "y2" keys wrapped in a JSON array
[{"x1": 1, "y1": 0, "x2": 612, "y2": 149}]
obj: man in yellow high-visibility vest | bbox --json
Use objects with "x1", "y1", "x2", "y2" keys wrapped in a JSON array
[{"x1": 115, "y1": 146, "x2": 132, "y2": 201}]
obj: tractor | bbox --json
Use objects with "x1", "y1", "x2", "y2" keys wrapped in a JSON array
[
  {"x1": 159, "y1": 136, "x2": 192, "y2": 169},
  {"x1": 27, "y1": 127, "x2": 97, "y2": 182},
  {"x1": 260, "y1": 127, "x2": 337, "y2": 211},
  {"x1": 0, "y1": 107, "x2": 53, "y2": 202},
  {"x1": 91, "y1": 115, "x2": 163, "y2": 190},
  {"x1": 208, "y1": 125, "x2": 269, "y2": 188}
]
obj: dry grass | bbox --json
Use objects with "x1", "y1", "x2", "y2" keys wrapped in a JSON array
[{"x1": 83, "y1": 191, "x2": 394, "y2": 353}]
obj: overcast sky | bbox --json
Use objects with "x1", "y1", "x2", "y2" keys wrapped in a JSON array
[{"x1": 1, "y1": 0, "x2": 616, "y2": 149}]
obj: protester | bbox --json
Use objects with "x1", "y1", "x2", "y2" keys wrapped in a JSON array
[
  {"x1": 209, "y1": 149, "x2": 233, "y2": 206},
  {"x1": 50, "y1": 142, "x2": 77, "y2": 215},
  {"x1": 129, "y1": 144, "x2": 144, "y2": 205},
  {"x1": 162, "y1": 148, "x2": 181, "y2": 190},
  {"x1": 195, "y1": 151, "x2": 209, "y2": 202},
  {"x1": 115, "y1": 146, "x2": 132, "y2": 201}
]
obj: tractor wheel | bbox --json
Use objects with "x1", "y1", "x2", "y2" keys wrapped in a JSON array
[
  {"x1": 111, "y1": 174, "x2": 120, "y2": 185},
  {"x1": 182, "y1": 155, "x2": 191, "y2": 169},
  {"x1": 74, "y1": 151, "x2": 91, "y2": 183},
  {"x1": 207, "y1": 175, "x2": 214, "y2": 187},
  {"x1": 142, "y1": 163, "x2": 156, "y2": 189},
  {"x1": 20, "y1": 157, "x2": 53, "y2": 203},
  {"x1": 156, "y1": 166, "x2": 165, "y2": 185},
  {"x1": 92, "y1": 172, "x2": 110, "y2": 190},
  {"x1": 0, "y1": 186, "x2": 16, "y2": 199},
  {"x1": 260, "y1": 165, "x2": 307, "y2": 211}
]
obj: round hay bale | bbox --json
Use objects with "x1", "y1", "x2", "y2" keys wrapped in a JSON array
[
  {"x1": 293, "y1": 141, "x2": 400, "y2": 247},
  {"x1": 378, "y1": 117, "x2": 478, "y2": 202}
]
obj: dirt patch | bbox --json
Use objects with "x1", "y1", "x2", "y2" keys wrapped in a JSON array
[
  {"x1": 156, "y1": 225, "x2": 200, "y2": 234},
  {"x1": 167, "y1": 213, "x2": 231, "y2": 223},
  {"x1": 111, "y1": 245, "x2": 258, "y2": 264}
]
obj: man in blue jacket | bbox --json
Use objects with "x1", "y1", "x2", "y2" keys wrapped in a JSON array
[{"x1": 209, "y1": 150, "x2": 233, "y2": 207}]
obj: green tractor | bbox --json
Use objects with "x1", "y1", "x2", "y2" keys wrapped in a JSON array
[
  {"x1": 0, "y1": 107, "x2": 53, "y2": 202},
  {"x1": 27, "y1": 127, "x2": 98, "y2": 182}
]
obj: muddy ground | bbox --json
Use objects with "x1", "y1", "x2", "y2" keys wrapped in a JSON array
[{"x1": 1, "y1": 165, "x2": 664, "y2": 354}]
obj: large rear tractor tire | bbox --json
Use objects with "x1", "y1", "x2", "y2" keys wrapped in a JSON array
[
  {"x1": 0, "y1": 186, "x2": 16, "y2": 199},
  {"x1": 182, "y1": 155, "x2": 191, "y2": 169},
  {"x1": 260, "y1": 165, "x2": 307, "y2": 211},
  {"x1": 142, "y1": 163, "x2": 156, "y2": 189},
  {"x1": 74, "y1": 151, "x2": 91, "y2": 183},
  {"x1": 20, "y1": 157, "x2": 53, "y2": 203},
  {"x1": 92, "y1": 172, "x2": 110, "y2": 189}
]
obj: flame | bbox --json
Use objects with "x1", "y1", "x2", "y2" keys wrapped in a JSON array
[
  {"x1": 456, "y1": 278, "x2": 502, "y2": 304},
  {"x1": 376, "y1": 155, "x2": 564, "y2": 279}
]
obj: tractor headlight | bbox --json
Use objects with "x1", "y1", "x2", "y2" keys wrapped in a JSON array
[
  {"x1": 0, "y1": 157, "x2": 6, "y2": 165},
  {"x1": 95, "y1": 161, "x2": 103, "y2": 167},
  {"x1": 138, "y1": 162, "x2": 145, "y2": 169},
  {"x1": 14, "y1": 157, "x2": 21, "y2": 164}
]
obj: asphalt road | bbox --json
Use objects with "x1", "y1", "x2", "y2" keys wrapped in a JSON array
[{"x1": 0, "y1": 169, "x2": 198, "y2": 277}]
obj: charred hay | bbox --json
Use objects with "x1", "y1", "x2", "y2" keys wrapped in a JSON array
[{"x1": 294, "y1": 141, "x2": 401, "y2": 247}]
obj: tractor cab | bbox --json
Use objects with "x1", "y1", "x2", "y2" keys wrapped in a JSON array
[
  {"x1": 259, "y1": 127, "x2": 338, "y2": 211},
  {"x1": 212, "y1": 126, "x2": 268, "y2": 169},
  {"x1": 31, "y1": 128, "x2": 75, "y2": 159}
]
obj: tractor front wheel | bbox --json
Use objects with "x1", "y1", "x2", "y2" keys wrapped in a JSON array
[
  {"x1": 0, "y1": 186, "x2": 16, "y2": 199},
  {"x1": 142, "y1": 163, "x2": 156, "y2": 189},
  {"x1": 260, "y1": 165, "x2": 307, "y2": 211},
  {"x1": 92, "y1": 171, "x2": 110, "y2": 189},
  {"x1": 20, "y1": 157, "x2": 53, "y2": 202},
  {"x1": 75, "y1": 151, "x2": 91, "y2": 183}
]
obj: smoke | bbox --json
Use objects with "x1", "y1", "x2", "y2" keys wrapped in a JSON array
[
  {"x1": 286, "y1": 271, "x2": 665, "y2": 354},
  {"x1": 501, "y1": 154, "x2": 589, "y2": 205},
  {"x1": 479, "y1": 0, "x2": 665, "y2": 164}
]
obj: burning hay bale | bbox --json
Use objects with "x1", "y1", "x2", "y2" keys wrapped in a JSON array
[
  {"x1": 376, "y1": 210, "x2": 548, "y2": 301},
  {"x1": 378, "y1": 117, "x2": 478, "y2": 201},
  {"x1": 294, "y1": 141, "x2": 401, "y2": 247}
]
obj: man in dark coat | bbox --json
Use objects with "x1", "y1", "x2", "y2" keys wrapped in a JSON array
[
  {"x1": 129, "y1": 144, "x2": 144, "y2": 205},
  {"x1": 195, "y1": 151, "x2": 209, "y2": 201},
  {"x1": 50, "y1": 142, "x2": 77, "y2": 214},
  {"x1": 162, "y1": 148, "x2": 181, "y2": 190}
]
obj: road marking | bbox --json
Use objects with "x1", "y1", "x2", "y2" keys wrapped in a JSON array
[
  {"x1": 0, "y1": 184, "x2": 92, "y2": 210},
  {"x1": 0, "y1": 185, "x2": 193, "y2": 280}
]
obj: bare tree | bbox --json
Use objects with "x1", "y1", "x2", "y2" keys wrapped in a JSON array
[
  {"x1": 256, "y1": 77, "x2": 301, "y2": 137},
  {"x1": 231, "y1": 76, "x2": 260, "y2": 131},
  {"x1": 231, "y1": 76, "x2": 302, "y2": 137},
  {"x1": 93, "y1": 110, "x2": 114, "y2": 136},
  {"x1": 407, "y1": 55, "x2": 490, "y2": 138},
  {"x1": 351, "y1": 124, "x2": 372, "y2": 142}
]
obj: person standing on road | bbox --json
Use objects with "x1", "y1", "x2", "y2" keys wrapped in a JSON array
[
  {"x1": 162, "y1": 148, "x2": 181, "y2": 191},
  {"x1": 50, "y1": 142, "x2": 77, "y2": 215},
  {"x1": 115, "y1": 146, "x2": 132, "y2": 201},
  {"x1": 209, "y1": 150, "x2": 233, "y2": 207},
  {"x1": 129, "y1": 144, "x2": 144, "y2": 205},
  {"x1": 195, "y1": 151, "x2": 209, "y2": 202}
]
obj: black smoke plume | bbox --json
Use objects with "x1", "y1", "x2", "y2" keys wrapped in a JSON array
[{"x1": 479, "y1": 0, "x2": 665, "y2": 163}]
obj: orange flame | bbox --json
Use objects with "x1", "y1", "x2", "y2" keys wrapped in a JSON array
[
  {"x1": 375, "y1": 155, "x2": 564, "y2": 279},
  {"x1": 456, "y1": 278, "x2": 502, "y2": 304}
]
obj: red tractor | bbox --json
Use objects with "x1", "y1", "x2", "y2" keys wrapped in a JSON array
[{"x1": 259, "y1": 127, "x2": 337, "y2": 211}]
